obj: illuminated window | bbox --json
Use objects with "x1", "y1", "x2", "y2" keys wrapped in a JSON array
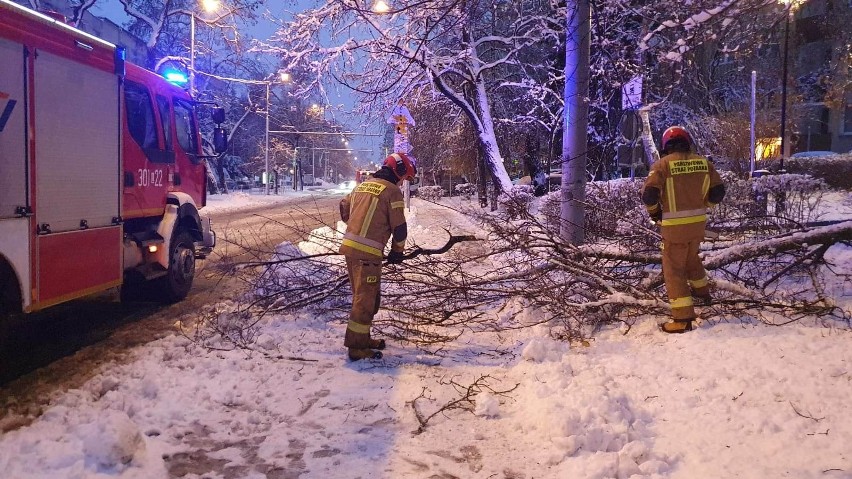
[{"x1": 756, "y1": 137, "x2": 781, "y2": 160}]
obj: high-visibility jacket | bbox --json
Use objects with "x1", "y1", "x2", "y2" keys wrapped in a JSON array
[
  {"x1": 642, "y1": 152, "x2": 724, "y2": 242},
  {"x1": 339, "y1": 177, "x2": 407, "y2": 259}
]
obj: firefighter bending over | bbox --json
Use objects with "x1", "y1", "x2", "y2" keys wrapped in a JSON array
[
  {"x1": 339, "y1": 153, "x2": 417, "y2": 360},
  {"x1": 642, "y1": 126, "x2": 726, "y2": 334}
]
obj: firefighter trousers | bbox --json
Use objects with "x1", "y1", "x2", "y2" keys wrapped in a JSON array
[
  {"x1": 343, "y1": 255, "x2": 382, "y2": 349},
  {"x1": 661, "y1": 238, "x2": 710, "y2": 321}
]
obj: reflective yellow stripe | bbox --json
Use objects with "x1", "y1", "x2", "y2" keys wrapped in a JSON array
[
  {"x1": 661, "y1": 214, "x2": 706, "y2": 226},
  {"x1": 343, "y1": 232, "x2": 385, "y2": 250},
  {"x1": 670, "y1": 296, "x2": 694, "y2": 308},
  {"x1": 347, "y1": 321, "x2": 371, "y2": 334},
  {"x1": 702, "y1": 174, "x2": 710, "y2": 198},
  {"x1": 663, "y1": 208, "x2": 707, "y2": 219},
  {"x1": 689, "y1": 276, "x2": 709, "y2": 288},
  {"x1": 666, "y1": 177, "x2": 676, "y2": 213},
  {"x1": 341, "y1": 238, "x2": 383, "y2": 257},
  {"x1": 391, "y1": 201, "x2": 405, "y2": 209},
  {"x1": 360, "y1": 197, "x2": 379, "y2": 237}
]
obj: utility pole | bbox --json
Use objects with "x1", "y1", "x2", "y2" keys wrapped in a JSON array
[
  {"x1": 264, "y1": 81, "x2": 270, "y2": 195},
  {"x1": 559, "y1": 0, "x2": 591, "y2": 245}
]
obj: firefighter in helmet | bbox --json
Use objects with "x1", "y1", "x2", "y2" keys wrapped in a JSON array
[
  {"x1": 338, "y1": 153, "x2": 417, "y2": 360},
  {"x1": 642, "y1": 126, "x2": 726, "y2": 333}
]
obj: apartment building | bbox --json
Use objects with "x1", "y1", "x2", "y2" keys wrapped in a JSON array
[{"x1": 787, "y1": 0, "x2": 851, "y2": 153}]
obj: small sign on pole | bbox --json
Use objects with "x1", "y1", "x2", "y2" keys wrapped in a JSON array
[{"x1": 621, "y1": 76, "x2": 643, "y2": 110}]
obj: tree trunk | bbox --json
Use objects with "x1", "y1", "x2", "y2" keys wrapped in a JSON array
[
  {"x1": 473, "y1": 81, "x2": 513, "y2": 193},
  {"x1": 559, "y1": 0, "x2": 591, "y2": 245},
  {"x1": 432, "y1": 72, "x2": 512, "y2": 194},
  {"x1": 639, "y1": 107, "x2": 660, "y2": 166},
  {"x1": 477, "y1": 150, "x2": 489, "y2": 208}
]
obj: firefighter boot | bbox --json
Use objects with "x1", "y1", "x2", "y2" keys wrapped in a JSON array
[
  {"x1": 660, "y1": 318, "x2": 694, "y2": 334},
  {"x1": 348, "y1": 348, "x2": 383, "y2": 361},
  {"x1": 692, "y1": 294, "x2": 712, "y2": 307}
]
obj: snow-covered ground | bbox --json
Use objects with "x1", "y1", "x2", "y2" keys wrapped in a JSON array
[
  {"x1": 1, "y1": 190, "x2": 851, "y2": 479},
  {"x1": 202, "y1": 188, "x2": 318, "y2": 214}
]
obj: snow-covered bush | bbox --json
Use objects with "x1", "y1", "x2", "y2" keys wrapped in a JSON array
[
  {"x1": 753, "y1": 173, "x2": 828, "y2": 224},
  {"x1": 786, "y1": 153, "x2": 852, "y2": 189},
  {"x1": 417, "y1": 186, "x2": 444, "y2": 201},
  {"x1": 710, "y1": 170, "x2": 758, "y2": 223},
  {"x1": 498, "y1": 185, "x2": 534, "y2": 219},
  {"x1": 539, "y1": 191, "x2": 561, "y2": 233},
  {"x1": 455, "y1": 183, "x2": 477, "y2": 200},
  {"x1": 584, "y1": 179, "x2": 647, "y2": 242},
  {"x1": 538, "y1": 180, "x2": 647, "y2": 241},
  {"x1": 711, "y1": 172, "x2": 827, "y2": 227}
]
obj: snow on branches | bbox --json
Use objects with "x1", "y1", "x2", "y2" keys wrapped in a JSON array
[{"x1": 191, "y1": 175, "x2": 850, "y2": 354}]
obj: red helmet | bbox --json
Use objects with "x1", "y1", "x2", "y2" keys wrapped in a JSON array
[
  {"x1": 661, "y1": 126, "x2": 692, "y2": 153},
  {"x1": 383, "y1": 152, "x2": 417, "y2": 180}
]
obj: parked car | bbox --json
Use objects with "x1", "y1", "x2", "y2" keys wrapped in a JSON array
[
  {"x1": 790, "y1": 151, "x2": 838, "y2": 158},
  {"x1": 338, "y1": 180, "x2": 357, "y2": 192}
]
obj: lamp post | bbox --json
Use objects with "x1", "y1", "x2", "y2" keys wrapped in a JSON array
[
  {"x1": 264, "y1": 71, "x2": 291, "y2": 195},
  {"x1": 189, "y1": 0, "x2": 220, "y2": 98},
  {"x1": 779, "y1": 0, "x2": 791, "y2": 171},
  {"x1": 265, "y1": 80, "x2": 271, "y2": 194}
]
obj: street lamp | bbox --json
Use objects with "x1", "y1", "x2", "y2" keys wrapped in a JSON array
[
  {"x1": 372, "y1": 0, "x2": 390, "y2": 13},
  {"x1": 265, "y1": 71, "x2": 291, "y2": 195},
  {"x1": 189, "y1": 0, "x2": 220, "y2": 97}
]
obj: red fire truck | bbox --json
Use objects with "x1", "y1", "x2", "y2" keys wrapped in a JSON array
[
  {"x1": 0, "y1": 1, "x2": 227, "y2": 323},
  {"x1": 355, "y1": 169, "x2": 372, "y2": 184}
]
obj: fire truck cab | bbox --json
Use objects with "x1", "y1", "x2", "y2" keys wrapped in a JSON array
[{"x1": 0, "y1": 0, "x2": 226, "y2": 326}]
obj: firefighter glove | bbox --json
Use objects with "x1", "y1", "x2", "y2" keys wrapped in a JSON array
[{"x1": 387, "y1": 250, "x2": 405, "y2": 264}]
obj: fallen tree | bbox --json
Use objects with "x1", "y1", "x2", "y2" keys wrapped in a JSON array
[{"x1": 188, "y1": 183, "x2": 852, "y2": 352}]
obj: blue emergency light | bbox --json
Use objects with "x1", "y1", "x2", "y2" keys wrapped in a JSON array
[{"x1": 162, "y1": 69, "x2": 189, "y2": 86}]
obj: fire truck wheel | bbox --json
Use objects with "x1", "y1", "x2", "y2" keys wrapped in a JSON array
[
  {"x1": 0, "y1": 267, "x2": 21, "y2": 359},
  {"x1": 0, "y1": 315, "x2": 8, "y2": 361},
  {"x1": 157, "y1": 229, "x2": 196, "y2": 303}
]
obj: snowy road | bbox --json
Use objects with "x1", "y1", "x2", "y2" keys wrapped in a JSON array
[{"x1": 0, "y1": 193, "x2": 341, "y2": 409}]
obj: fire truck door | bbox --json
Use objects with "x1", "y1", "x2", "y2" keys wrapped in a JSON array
[
  {"x1": 32, "y1": 50, "x2": 122, "y2": 307},
  {"x1": 0, "y1": 39, "x2": 32, "y2": 307}
]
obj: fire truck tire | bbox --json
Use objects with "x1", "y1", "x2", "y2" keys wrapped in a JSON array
[
  {"x1": 0, "y1": 266, "x2": 21, "y2": 360},
  {"x1": 156, "y1": 229, "x2": 196, "y2": 303},
  {"x1": 119, "y1": 273, "x2": 143, "y2": 303}
]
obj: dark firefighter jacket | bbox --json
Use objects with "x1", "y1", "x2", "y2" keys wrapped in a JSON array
[{"x1": 642, "y1": 152, "x2": 725, "y2": 242}]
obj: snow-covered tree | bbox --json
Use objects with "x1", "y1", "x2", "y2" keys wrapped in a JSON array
[{"x1": 261, "y1": 0, "x2": 564, "y2": 194}]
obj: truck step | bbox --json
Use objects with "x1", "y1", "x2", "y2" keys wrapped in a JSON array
[
  {"x1": 127, "y1": 230, "x2": 165, "y2": 248},
  {"x1": 136, "y1": 262, "x2": 168, "y2": 281}
]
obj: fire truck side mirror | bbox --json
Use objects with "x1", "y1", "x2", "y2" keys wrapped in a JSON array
[
  {"x1": 212, "y1": 107, "x2": 226, "y2": 125},
  {"x1": 213, "y1": 127, "x2": 228, "y2": 153}
]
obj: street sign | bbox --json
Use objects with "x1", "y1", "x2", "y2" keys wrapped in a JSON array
[{"x1": 622, "y1": 76, "x2": 643, "y2": 110}]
